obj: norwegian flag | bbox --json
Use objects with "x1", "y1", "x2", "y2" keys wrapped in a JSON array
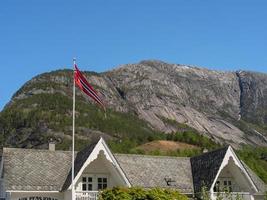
[{"x1": 74, "y1": 64, "x2": 105, "y2": 109}]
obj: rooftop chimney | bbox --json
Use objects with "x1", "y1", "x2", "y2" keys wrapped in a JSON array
[
  {"x1": 48, "y1": 138, "x2": 56, "y2": 151},
  {"x1": 203, "y1": 148, "x2": 208, "y2": 153}
]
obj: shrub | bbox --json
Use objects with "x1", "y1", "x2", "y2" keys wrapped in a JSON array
[
  {"x1": 237, "y1": 145, "x2": 267, "y2": 183},
  {"x1": 99, "y1": 187, "x2": 188, "y2": 200}
]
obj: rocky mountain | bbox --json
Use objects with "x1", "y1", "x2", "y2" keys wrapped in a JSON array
[{"x1": 1, "y1": 60, "x2": 267, "y2": 149}]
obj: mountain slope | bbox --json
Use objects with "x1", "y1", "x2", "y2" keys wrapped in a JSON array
[
  {"x1": 105, "y1": 60, "x2": 267, "y2": 147},
  {"x1": 0, "y1": 60, "x2": 267, "y2": 150}
]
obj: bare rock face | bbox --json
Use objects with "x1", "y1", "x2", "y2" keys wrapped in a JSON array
[
  {"x1": 104, "y1": 60, "x2": 267, "y2": 148},
  {"x1": 237, "y1": 71, "x2": 267, "y2": 124},
  {"x1": 3, "y1": 60, "x2": 267, "y2": 148}
]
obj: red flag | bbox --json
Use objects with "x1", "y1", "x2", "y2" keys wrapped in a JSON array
[{"x1": 74, "y1": 64, "x2": 105, "y2": 109}]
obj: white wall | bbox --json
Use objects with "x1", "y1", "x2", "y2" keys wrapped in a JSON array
[
  {"x1": 0, "y1": 179, "x2": 5, "y2": 198},
  {"x1": 75, "y1": 151, "x2": 127, "y2": 191},
  {"x1": 254, "y1": 194, "x2": 265, "y2": 200},
  {"x1": 63, "y1": 190, "x2": 71, "y2": 200},
  {"x1": 217, "y1": 157, "x2": 254, "y2": 192},
  {"x1": 9, "y1": 192, "x2": 63, "y2": 200}
]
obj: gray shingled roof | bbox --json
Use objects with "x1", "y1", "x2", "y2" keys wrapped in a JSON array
[
  {"x1": 114, "y1": 154, "x2": 194, "y2": 193},
  {"x1": 190, "y1": 146, "x2": 228, "y2": 193},
  {"x1": 3, "y1": 148, "x2": 74, "y2": 191},
  {"x1": 241, "y1": 161, "x2": 267, "y2": 193}
]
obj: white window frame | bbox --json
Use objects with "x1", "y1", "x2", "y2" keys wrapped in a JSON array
[
  {"x1": 81, "y1": 175, "x2": 93, "y2": 191},
  {"x1": 78, "y1": 174, "x2": 109, "y2": 191},
  {"x1": 214, "y1": 177, "x2": 234, "y2": 192},
  {"x1": 96, "y1": 175, "x2": 108, "y2": 190}
]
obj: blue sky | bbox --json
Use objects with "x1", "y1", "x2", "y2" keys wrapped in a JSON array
[{"x1": 1, "y1": 0, "x2": 267, "y2": 110}]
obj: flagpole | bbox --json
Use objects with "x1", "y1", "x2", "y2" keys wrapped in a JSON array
[{"x1": 72, "y1": 58, "x2": 76, "y2": 200}]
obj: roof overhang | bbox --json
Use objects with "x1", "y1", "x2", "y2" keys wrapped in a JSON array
[
  {"x1": 68, "y1": 137, "x2": 131, "y2": 190},
  {"x1": 210, "y1": 146, "x2": 258, "y2": 193},
  {"x1": 6, "y1": 190, "x2": 59, "y2": 193}
]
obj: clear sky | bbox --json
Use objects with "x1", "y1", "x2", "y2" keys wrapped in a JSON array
[{"x1": 1, "y1": 0, "x2": 267, "y2": 110}]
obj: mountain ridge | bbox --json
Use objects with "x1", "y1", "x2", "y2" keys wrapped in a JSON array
[{"x1": 1, "y1": 60, "x2": 267, "y2": 150}]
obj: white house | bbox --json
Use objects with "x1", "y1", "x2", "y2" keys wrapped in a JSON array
[{"x1": 0, "y1": 138, "x2": 266, "y2": 200}]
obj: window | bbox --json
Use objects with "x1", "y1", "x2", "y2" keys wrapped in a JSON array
[
  {"x1": 223, "y1": 180, "x2": 232, "y2": 192},
  {"x1": 82, "y1": 176, "x2": 93, "y2": 191},
  {"x1": 97, "y1": 177, "x2": 107, "y2": 190},
  {"x1": 81, "y1": 175, "x2": 108, "y2": 191},
  {"x1": 214, "y1": 179, "x2": 233, "y2": 192},
  {"x1": 214, "y1": 181, "x2": 220, "y2": 192}
]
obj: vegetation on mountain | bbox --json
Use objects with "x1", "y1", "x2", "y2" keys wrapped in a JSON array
[
  {"x1": 163, "y1": 122, "x2": 220, "y2": 150},
  {"x1": 136, "y1": 140, "x2": 198, "y2": 152},
  {"x1": 0, "y1": 92, "x2": 163, "y2": 149},
  {"x1": 237, "y1": 146, "x2": 267, "y2": 183},
  {"x1": 131, "y1": 121, "x2": 221, "y2": 157}
]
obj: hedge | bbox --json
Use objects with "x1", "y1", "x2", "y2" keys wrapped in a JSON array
[{"x1": 99, "y1": 187, "x2": 188, "y2": 200}]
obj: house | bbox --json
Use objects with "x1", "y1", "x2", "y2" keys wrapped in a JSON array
[{"x1": 0, "y1": 138, "x2": 266, "y2": 200}]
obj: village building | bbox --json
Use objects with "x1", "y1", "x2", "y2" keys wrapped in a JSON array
[{"x1": 0, "y1": 138, "x2": 266, "y2": 200}]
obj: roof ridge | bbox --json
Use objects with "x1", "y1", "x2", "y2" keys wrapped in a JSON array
[
  {"x1": 3, "y1": 147, "x2": 76, "y2": 153},
  {"x1": 114, "y1": 153, "x2": 191, "y2": 159},
  {"x1": 190, "y1": 145, "x2": 229, "y2": 159}
]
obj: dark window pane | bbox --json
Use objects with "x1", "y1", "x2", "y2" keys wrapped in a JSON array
[
  {"x1": 228, "y1": 181, "x2": 231, "y2": 185},
  {"x1": 88, "y1": 184, "x2": 92, "y2": 191},
  {"x1": 82, "y1": 177, "x2": 86, "y2": 182},
  {"x1": 88, "y1": 177, "x2": 92, "y2": 182},
  {"x1": 82, "y1": 184, "x2": 87, "y2": 191},
  {"x1": 98, "y1": 178, "x2": 102, "y2": 183},
  {"x1": 103, "y1": 184, "x2": 107, "y2": 189},
  {"x1": 98, "y1": 184, "x2": 102, "y2": 190},
  {"x1": 224, "y1": 181, "x2": 227, "y2": 186},
  {"x1": 103, "y1": 178, "x2": 107, "y2": 183}
]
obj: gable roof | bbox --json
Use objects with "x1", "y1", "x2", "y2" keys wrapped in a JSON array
[
  {"x1": 3, "y1": 148, "x2": 74, "y2": 191},
  {"x1": 190, "y1": 146, "x2": 267, "y2": 194},
  {"x1": 114, "y1": 154, "x2": 194, "y2": 193},
  {"x1": 190, "y1": 146, "x2": 228, "y2": 193},
  {"x1": 62, "y1": 138, "x2": 130, "y2": 191},
  {"x1": 61, "y1": 141, "x2": 97, "y2": 191}
]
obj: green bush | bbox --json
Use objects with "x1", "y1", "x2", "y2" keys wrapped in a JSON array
[
  {"x1": 99, "y1": 187, "x2": 188, "y2": 200},
  {"x1": 237, "y1": 145, "x2": 267, "y2": 183}
]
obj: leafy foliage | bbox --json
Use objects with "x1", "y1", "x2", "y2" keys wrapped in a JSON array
[
  {"x1": 237, "y1": 145, "x2": 267, "y2": 183},
  {"x1": 200, "y1": 186, "x2": 247, "y2": 200},
  {"x1": 99, "y1": 187, "x2": 188, "y2": 200},
  {"x1": 161, "y1": 117, "x2": 220, "y2": 150}
]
